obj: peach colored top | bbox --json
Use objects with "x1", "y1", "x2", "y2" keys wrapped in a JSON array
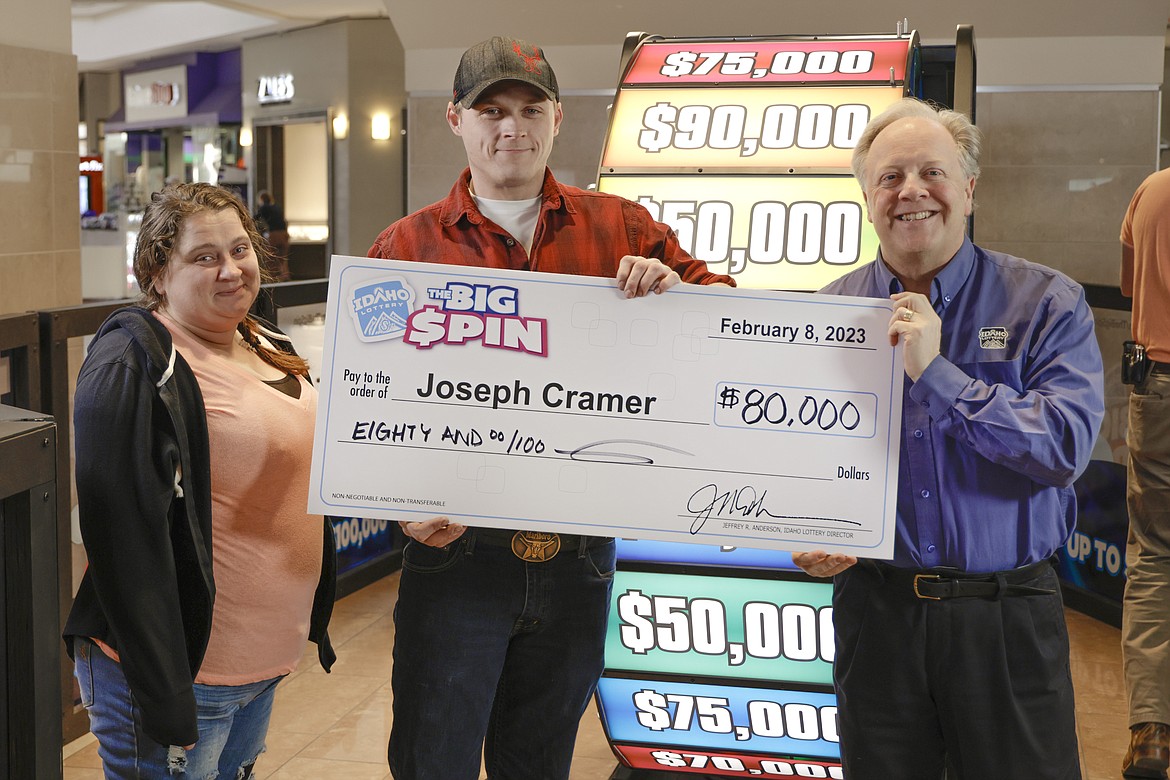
[{"x1": 160, "y1": 313, "x2": 323, "y2": 685}]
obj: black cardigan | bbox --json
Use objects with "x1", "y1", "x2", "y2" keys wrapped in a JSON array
[{"x1": 63, "y1": 307, "x2": 336, "y2": 747}]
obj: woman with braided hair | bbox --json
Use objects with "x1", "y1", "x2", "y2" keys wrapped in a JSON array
[{"x1": 64, "y1": 182, "x2": 336, "y2": 779}]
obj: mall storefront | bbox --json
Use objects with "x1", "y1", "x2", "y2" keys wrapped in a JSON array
[
  {"x1": 81, "y1": 50, "x2": 245, "y2": 300},
  {"x1": 242, "y1": 18, "x2": 407, "y2": 277}
]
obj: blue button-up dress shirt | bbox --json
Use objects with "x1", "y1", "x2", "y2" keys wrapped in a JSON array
[{"x1": 821, "y1": 238, "x2": 1105, "y2": 572}]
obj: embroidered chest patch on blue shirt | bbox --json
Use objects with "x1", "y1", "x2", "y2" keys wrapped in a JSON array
[{"x1": 978, "y1": 327, "x2": 1009, "y2": 349}]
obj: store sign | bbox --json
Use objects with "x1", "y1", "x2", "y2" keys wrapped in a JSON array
[
  {"x1": 123, "y1": 65, "x2": 188, "y2": 123},
  {"x1": 258, "y1": 73, "x2": 295, "y2": 104}
]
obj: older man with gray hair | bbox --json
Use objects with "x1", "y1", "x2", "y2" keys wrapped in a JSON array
[{"x1": 794, "y1": 98, "x2": 1104, "y2": 779}]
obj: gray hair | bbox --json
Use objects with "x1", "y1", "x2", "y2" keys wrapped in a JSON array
[{"x1": 851, "y1": 98, "x2": 982, "y2": 186}]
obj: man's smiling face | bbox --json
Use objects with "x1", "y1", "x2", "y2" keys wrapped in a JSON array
[
  {"x1": 447, "y1": 81, "x2": 562, "y2": 201},
  {"x1": 863, "y1": 116, "x2": 975, "y2": 275}
]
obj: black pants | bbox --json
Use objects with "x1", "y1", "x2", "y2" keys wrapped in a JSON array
[{"x1": 832, "y1": 561, "x2": 1080, "y2": 780}]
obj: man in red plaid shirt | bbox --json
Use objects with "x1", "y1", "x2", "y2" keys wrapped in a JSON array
[{"x1": 369, "y1": 34, "x2": 732, "y2": 780}]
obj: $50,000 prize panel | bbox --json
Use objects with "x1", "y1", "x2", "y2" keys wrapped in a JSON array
[
  {"x1": 597, "y1": 567, "x2": 842, "y2": 775},
  {"x1": 606, "y1": 570, "x2": 833, "y2": 683},
  {"x1": 596, "y1": 175, "x2": 879, "y2": 292}
]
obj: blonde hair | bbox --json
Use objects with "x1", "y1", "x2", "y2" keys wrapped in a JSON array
[
  {"x1": 134, "y1": 183, "x2": 309, "y2": 376},
  {"x1": 851, "y1": 98, "x2": 982, "y2": 186}
]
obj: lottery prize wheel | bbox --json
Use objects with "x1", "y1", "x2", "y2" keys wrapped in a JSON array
[
  {"x1": 594, "y1": 27, "x2": 974, "y2": 779},
  {"x1": 596, "y1": 30, "x2": 920, "y2": 293}
]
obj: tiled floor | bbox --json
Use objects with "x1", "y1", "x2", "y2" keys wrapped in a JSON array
[{"x1": 63, "y1": 572, "x2": 1129, "y2": 779}]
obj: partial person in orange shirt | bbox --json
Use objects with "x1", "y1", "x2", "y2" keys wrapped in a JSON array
[
  {"x1": 63, "y1": 183, "x2": 336, "y2": 779},
  {"x1": 1120, "y1": 166, "x2": 1170, "y2": 778}
]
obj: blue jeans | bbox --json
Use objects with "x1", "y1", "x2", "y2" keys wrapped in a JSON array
[
  {"x1": 74, "y1": 638, "x2": 282, "y2": 779},
  {"x1": 388, "y1": 532, "x2": 615, "y2": 780}
]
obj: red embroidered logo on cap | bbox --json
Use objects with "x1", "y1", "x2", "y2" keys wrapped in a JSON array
[{"x1": 513, "y1": 42, "x2": 542, "y2": 74}]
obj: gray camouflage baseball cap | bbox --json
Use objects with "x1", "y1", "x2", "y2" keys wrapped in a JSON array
[{"x1": 453, "y1": 36, "x2": 560, "y2": 108}]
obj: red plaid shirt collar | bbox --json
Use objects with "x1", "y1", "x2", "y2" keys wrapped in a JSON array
[{"x1": 438, "y1": 167, "x2": 573, "y2": 228}]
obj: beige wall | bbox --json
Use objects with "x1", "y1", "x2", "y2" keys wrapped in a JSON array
[
  {"x1": 0, "y1": 0, "x2": 81, "y2": 317},
  {"x1": 342, "y1": 20, "x2": 407, "y2": 255},
  {"x1": 1, "y1": 0, "x2": 71, "y2": 54},
  {"x1": 977, "y1": 89, "x2": 1160, "y2": 287}
]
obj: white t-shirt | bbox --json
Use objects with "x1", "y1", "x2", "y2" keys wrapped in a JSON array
[{"x1": 473, "y1": 192, "x2": 542, "y2": 254}]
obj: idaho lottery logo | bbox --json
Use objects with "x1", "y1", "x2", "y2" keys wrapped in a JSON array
[
  {"x1": 348, "y1": 277, "x2": 415, "y2": 342},
  {"x1": 404, "y1": 282, "x2": 548, "y2": 356}
]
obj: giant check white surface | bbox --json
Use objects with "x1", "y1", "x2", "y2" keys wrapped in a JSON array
[{"x1": 309, "y1": 255, "x2": 903, "y2": 557}]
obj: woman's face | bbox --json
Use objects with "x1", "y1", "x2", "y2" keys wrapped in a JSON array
[{"x1": 153, "y1": 208, "x2": 260, "y2": 338}]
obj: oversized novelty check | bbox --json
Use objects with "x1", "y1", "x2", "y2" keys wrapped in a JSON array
[{"x1": 308, "y1": 255, "x2": 904, "y2": 557}]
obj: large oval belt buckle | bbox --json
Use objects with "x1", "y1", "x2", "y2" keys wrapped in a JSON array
[{"x1": 511, "y1": 531, "x2": 561, "y2": 562}]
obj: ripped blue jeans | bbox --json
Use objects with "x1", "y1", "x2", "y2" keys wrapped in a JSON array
[{"x1": 74, "y1": 638, "x2": 282, "y2": 779}]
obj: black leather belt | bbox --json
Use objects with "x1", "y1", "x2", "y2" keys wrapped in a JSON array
[
  {"x1": 867, "y1": 559, "x2": 1055, "y2": 600},
  {"x1": 469, "y1": 528, "x2": 607, "y2": 562},
  {"x1": 1151, "y1": 361, "x2": 1170, "y2": 375}
]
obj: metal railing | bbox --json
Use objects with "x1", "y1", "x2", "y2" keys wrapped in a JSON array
[
  {"x1": 35, "y1": 299, "x2": 125, "y2": 743},
  {"x1": 0, "y1": 405, "x2": 62, "y2": 778},
  {"x1": 0, "y1": 312, "x2": 41, "y2": 411}
]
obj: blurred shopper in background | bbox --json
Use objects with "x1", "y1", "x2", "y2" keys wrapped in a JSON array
[
  {"x1": 1119, "y1": 166, "x2": 1170, "y2": 778},
  {"x1": 254, "y1": 189, "x2": 291, "y2": 280},
  {"x1": 64, "y1": 183, "x2": 336, "y2": 779}
]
